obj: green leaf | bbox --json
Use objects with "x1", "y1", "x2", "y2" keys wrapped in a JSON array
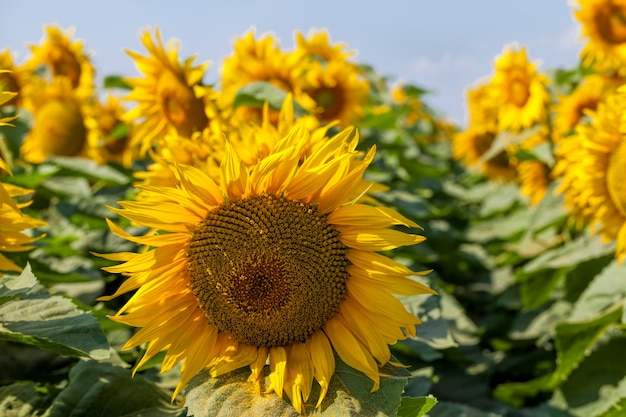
[
  {"x1": 397, "y1": 396, "x2": 438, "y2": 417},
  {"x1": 425, "y1": 401, "x2": 503, "y2": 417},
  {"x1": 569, "y1": 259, "x2": 626, "y2": 321},
  {"x1": 519, "y1": 268, "x2": 568, "y2": 311},
  {"x1": 103, "y1": 75, "x2": 132, "y2": 90},
  {"x1": 520, "y1": 233, "x2": 614, "y2": 276},
  {"x1": 0, "y1": 268, "x2": 110, "y2": 360},
  {"x1": 48, "y1": 156, "x2": 131, "y2": 186},
  {"x1": 0, "y1": 264, "x2": 37, "y2": 305},
  {"x1": 550, "y1": 335, "x2": 626, "y2": 417},
  {"x1": 495, "y1": 303, "x2": 623, "y2": 406},
  {"x1": 45, "y1": 360, "x2": 186, "y2": 417},
  {"x1": 480, "y1": 125, "x2": 542, "y2": 163},
  {"x1": 184, "y1": 355, "x2": 409, "y2": 416},
  {"x1": 0, "y1": 381, "x2": 53, "y2": 417},
  {"x1": 233, "y1": 81, "x2": 307, "y2": 117}
]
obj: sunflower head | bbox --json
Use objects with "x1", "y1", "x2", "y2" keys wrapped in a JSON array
[
  {"x1": 575, "y1": 0, "x2": 626, "y2": 76},
  {"x1": 553, "y1": 74, "x2": 621, "y2": 140},
  {"x1": 453, "y1": 127, "x2": 517, "y2": 181},
  {"x1": 465, "y1": 81, "x2": 499, "y2": 132},
  {"x1": 85, "y1": 95, "x2": 135, "y2": 167},
  {"x1": 26, "y1": 25, "x2": 95, "y2": 99},
  {"x1": 294, "y1": 29, "x2": 356, "y2": 62},
  {"x1": 303, "y1": 59, "x2": 369, "y2": 124},
  {"x1": 20, "y1": 77, "x2": 96, "y2": 164},
  {"x1": 490, "y1": 45, "x2": 550, "y2": 132},
  {"x1": 220, "y1": 30, "x2": 315, "y2": 124},
  {"x1": 123, "y1": 27, "x2": 214, "y2": 156},
  {"x1": 0, "y1": 50, "x2": 31, "y2": 108},
  {"x1": 0, "y1": 101, "x2": 46, "y2": 272},
  {"x1": 100, "y1": 124, "x2": 433, "y2": 413},
  {"x1": 557, "y1": 89, "x2": 626, "y2": 261}
]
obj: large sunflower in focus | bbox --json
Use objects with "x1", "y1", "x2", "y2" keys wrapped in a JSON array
[
  {"x1": 575, "y1": 0, "x2": 626, "y2": 76},
  {"x1": 99, "y1": 127, "x2": 434, "y2": 413},
  {"x1": 26, "y1": 25, "x2": 94, "y2": 100},
  {"x1": 559, "y1": 90, "x2": 626, "y2": 260},
  {"x1": 20, "y1": 78, "x2": 96, "y2": 164},
  {"x1": 491, "y1": 45, "x2": 550, "y2": 132},
  {"x1": 123, "y1": 27, "x2": 216, "y2": 156}
]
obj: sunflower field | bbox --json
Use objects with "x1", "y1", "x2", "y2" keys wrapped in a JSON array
[{"x1": 2, "y1": 2, "x2": 626, "y2": 417}]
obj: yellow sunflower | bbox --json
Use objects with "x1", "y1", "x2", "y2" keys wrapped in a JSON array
[
  {"x1": 0, "y1": 50, "x2": 31, "y2": 108},
  {"x1": 302, "y1": 59, "x2": 369, "y2": 125},
  {"x1": 558, "y1": 90, "x2": 626, "y2": 260},
  {"x1": 575, "y1": 0, "x2": 626, "y2": 76},
  {"x1": 452, "y1": 127, "x2": 517, "y2": 181},
  {"x1": 123, "y1": 27, "x2": 216, "y2": 156},
  {"x1": 220, "y1": 30, "x2": 314, "y2": 123},
  {"x1": 0, "y1": 90, "x2": 47, "y2": 272},
  {"x1": 553, "y1": 74, "x2": 621, "y2": 140},
  {"x1": 465, "y1": 81, "x2": 499, "y2": 133},
  {"x1": 490, "y1": 45, "x2": 550, "y2": 132},
  {"x1": 99, "y1": 126, "x2": 434, "y2": 413},
  {"x1": 26, "y1": 25, "x2": 95, "y2": 100},
  {"x1": 294, "y1": 29, "x2": 356, "y2": 62},
  {"x1": 86, "y1": 94, "x2": 134, "y2": 167},
  {"x1": 20, "y1": 78, "x2": 96, "y2": 164},
  {"x1": 517, "y1": 160, "x2": 551, "y2": 205}
]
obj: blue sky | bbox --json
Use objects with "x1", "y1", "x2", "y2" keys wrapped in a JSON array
[{"x1": 3, "y1": 1, "x2": 583, "y2": 125}]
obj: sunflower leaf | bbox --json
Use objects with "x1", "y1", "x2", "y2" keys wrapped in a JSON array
[
  {"x1": 0, "y1": 268, "x2": 110, "y2": 360},
  {"x1": 45, "y1": 360, "x2": 186, "y2": 417},
  {"x1": 0, "y1": 264, "x2": 37, "y2": 305},
  {"x1": 0, "y1": 381, "x2": 54, "y2": 417},
  {"x1": 396, "y1": 395, "x2": 438, "y2": 417}
]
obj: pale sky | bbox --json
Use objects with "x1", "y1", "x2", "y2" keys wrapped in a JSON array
[{"x1": 2, "y1": 0, "x2": 584, "y2": 125}]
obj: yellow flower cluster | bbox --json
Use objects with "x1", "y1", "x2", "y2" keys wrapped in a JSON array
[{"x1": 454, "y1": 0, "x2": 626, "y2": 261}]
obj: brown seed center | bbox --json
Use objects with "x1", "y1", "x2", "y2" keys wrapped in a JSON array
[{"x1": 187, "y1": 194, "x2": 350, "y2": 347}]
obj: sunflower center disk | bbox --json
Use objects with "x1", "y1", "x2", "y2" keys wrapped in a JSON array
[{"x1": 187, "y1": 194, "x2": 350, "y2": 347}]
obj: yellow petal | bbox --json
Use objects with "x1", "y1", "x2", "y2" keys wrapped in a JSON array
[
  {"x1": 306, "y1": 331, "x2": 335, "y2": 408},
  {"x1": 267, "y1": 346, "x2": 287, "y2": 398},
  {"x1": 324, "y1": 318, "x2": 380, "y2": 391}
]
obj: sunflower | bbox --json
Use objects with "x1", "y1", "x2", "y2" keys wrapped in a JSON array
[
  {"x1": 553, "y1": 74, "x2": 621, "y2": 140},
  {"x1": 123, "y1": 27, "x2": 216, "y2": 156},
  {"x1": 575, "y1": 0, "x2": 626, "y2": 76},
  {"x1": 20, "y1": 78, "x2": 96, "y2": 164},
  {"x1": 452, "y1": 127, "x2": 517, "y2": 181},
  {"x1": 558, "y1": 90, "x2": 626, "y2": 260},
  {"x1": 490, "y1": 45, "x2": 550, "y2": 132},
  {"x1": 302, "y1": 59, "x2": 369, "y2": 124},
  {"x1": 294, "y1": 29, "x2": 356, "y2": 62},
  {"x1": 99, "y1": 126, "x2": 434, "y2": 413},
  {"x1": 465, "y1": 81, "x2": 499, "y2": 133},
  {"x1": 0, "y1": 50, "x2": 31, "y2": 108},
  {"x1": 0, "y1": 89, "x2": 46, "y2": 272},
  {"x1": 220, "y1": 30, "x2": 314, "y2": 123},
  {"x1": 517, "y1": 160, "x2": 551, "y2": 205},
  {"x1": 86, "y1": 94, "x2": 134, "y2": 167},
  {"x1": 25, "y1": 25, "x2": 95, "y2": 100}
]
